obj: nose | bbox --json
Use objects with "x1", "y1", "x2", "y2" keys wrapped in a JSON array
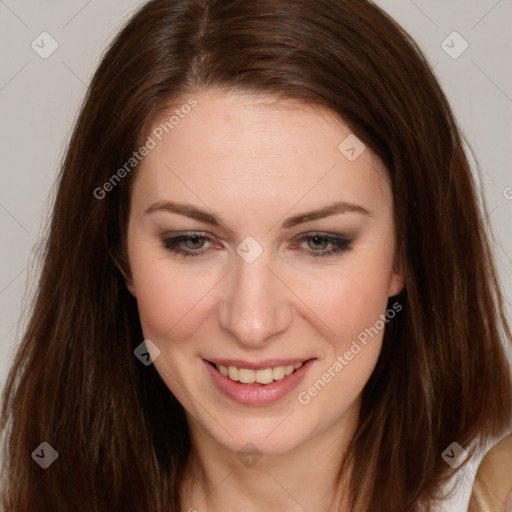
[{"x1": 216, "y1": 252, "x2": 294, "y2": 348}]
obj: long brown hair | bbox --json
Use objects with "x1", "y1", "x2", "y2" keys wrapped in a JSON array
[{"x1": 1, "y1": 0, "x2": 511, "y2": 510}]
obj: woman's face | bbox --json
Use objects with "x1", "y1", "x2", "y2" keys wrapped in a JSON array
[{"x1": 126, "y1": 90, "x2": 404, "y2": 456}]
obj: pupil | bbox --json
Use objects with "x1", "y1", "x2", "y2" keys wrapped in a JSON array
[
  {"x1": 309, "y1": 236, "x2": 327, "y2": 250},
  {"x1": 186, "y1": 236, "x2": 203, "y2": 249}
]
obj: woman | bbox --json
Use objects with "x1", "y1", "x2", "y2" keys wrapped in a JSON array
[{"x1": 1, "y1": 0, "x2": 511, "y2": 510}]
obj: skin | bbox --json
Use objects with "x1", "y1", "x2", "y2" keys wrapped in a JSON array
[{"x1": 125, "y1": 90, "x2": 404, "y2": 511}]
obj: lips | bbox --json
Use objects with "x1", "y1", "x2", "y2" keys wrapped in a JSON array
[{"x1": 203, "y1": 358, "x2": 315, "y2": 406}]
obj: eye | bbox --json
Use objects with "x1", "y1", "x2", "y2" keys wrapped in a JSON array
[
  {"x1": 161, "y1": 232, "x2": 216, "y2": 258},
  {"x1": 161, "y1": 231, "x2": 353, "y2": 259},
  {"x1": 291, "y1": 233, "x2": 353, "y2": 258}
]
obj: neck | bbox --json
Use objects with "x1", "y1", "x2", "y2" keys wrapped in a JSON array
[{"x1": 181, "y1": 402, "x2": 359, "y2": 512}]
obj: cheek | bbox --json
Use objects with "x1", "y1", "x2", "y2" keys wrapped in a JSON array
[
  {"x1": 301, "y1": 246, "x2": 396, "y2": 345},
  {"x1": 296, "y1": 262, "x2": 394, "y2": 417},
  {"x1": 128, "y1": 244, "x2": 213, "y2": 341}
]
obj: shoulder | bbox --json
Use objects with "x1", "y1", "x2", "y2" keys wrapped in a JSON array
[
  {"x1": 467, "y1": 433, "x2": 512, "y2": 512},
  {"x1": 433, "y1": 434, "x2": 511, "y2": 512}
]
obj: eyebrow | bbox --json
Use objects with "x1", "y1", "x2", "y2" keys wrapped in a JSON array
[{"x1": 144, "y1": 199, "x2": 371, "y2": 229}]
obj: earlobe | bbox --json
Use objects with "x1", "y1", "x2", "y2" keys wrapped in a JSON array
[
  {"x1": 109, "y1": 247, "x2": 137, "y2": 297},
  {"x1": 119, "y1": 269, "x2": 137, "y2": 298},
  {"x1": 388, "y1": 252, "x2": 405, "y2": 297},
  {"x1": 126, "y1": 279, "x2": 137, "y2": 297},
  {"x1": 388, "y1": 270, "x2": 405, "y2": 297},
  {"x1": 120, "y1": 268, "x2": 137, "y2": 298}
]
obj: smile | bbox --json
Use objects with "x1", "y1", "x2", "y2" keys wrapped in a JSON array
[
  {"x1": 213, "y1": 362, "x2": 303, "y2": 385},
  {"x1": 204, "y1": 358, "x2": 315, "y2": 406}
]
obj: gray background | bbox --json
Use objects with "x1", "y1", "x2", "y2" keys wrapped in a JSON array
[{"x1": 1, "y1": 0, "x2": 511, "y2": 390}]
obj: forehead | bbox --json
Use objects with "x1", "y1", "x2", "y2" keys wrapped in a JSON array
[{"x1": 132, "y1": 90, "x2": 391, "y2": 216}]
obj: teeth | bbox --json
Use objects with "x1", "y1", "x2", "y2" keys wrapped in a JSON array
[
  {"x1": 272, "y1": 366, "x2": 285, "y2": 381},
  {"x1": 215, "y1": 362, "x2": 304, "y2": 384},
  {"x1": 238, "y1": 368, "x2": 255, "y2": 383},
  {"x1": 255, "y1": 368, "x2": 274, "y2": 384},
  {"x1": 228, "y1": 366, "x2": 238, "y2": 381}
]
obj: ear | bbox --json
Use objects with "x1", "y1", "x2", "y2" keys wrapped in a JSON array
[
  {"x1": 125, "y1": 275, "x2": 137, "y2": 297},
  {"x1": 110, "y1": 247, "x2": 137, "y2": 297},
  {"x1": 388, "y1": 252, "x2": 405, "y2": 297}
]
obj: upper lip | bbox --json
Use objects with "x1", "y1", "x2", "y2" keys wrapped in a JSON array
[{"x1": 205, "y1": 358, "x2": 313, "y2": 370}]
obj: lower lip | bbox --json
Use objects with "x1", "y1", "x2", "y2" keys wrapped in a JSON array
[{"x1": 203, "y1": 359, "x2": 315, "y2": 406}]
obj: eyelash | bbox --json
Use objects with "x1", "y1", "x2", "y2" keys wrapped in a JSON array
[{"x1": 161, "y1": 232, "x2": 353, "y2": 259}]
